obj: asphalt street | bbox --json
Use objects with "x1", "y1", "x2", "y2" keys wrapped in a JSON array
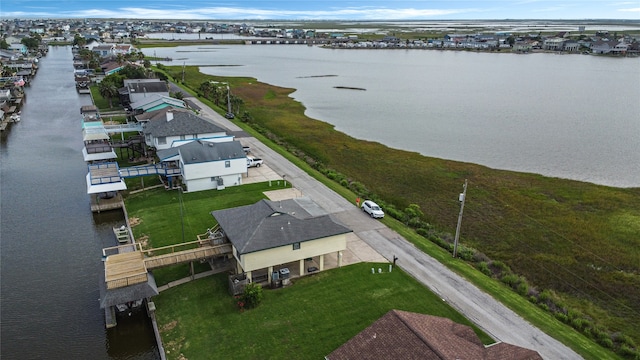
[{"x1": 186, "y1": 94, "x2": 582, "y2": 360}]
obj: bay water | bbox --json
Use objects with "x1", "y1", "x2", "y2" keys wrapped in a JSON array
[{"x1": 150, "y1": 44, "x2": 640, "y2": 188}]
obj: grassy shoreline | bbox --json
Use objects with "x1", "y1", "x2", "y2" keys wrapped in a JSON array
[{"x1": 151, "y1": 64, "x2": 639, "y2": 357}]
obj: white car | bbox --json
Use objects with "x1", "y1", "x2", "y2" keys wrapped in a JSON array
[{"x1": 361, "y1": 200, "x2": 384, "y2": 218}]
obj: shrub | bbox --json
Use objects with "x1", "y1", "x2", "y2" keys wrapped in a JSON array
[
  {"x1": 516, "y1": 279, "x2": 529, "y2": 296},
  {"x1": 597, "y1": 334, "x2": 614, "y2": 349},
  {"x1": 618, "y1": 344, "x2": 639, "y2": 358},
  {"x1": 477, "y1": 261, "x2": 492, "y2": 277},
  {"x1": 489, "y1": 260, "x2": 510, "y2": 277},
  {"x1": 614, "y1": 334, "x2": 637, "y2": 348},
  {"x1": 348, "y1": 181, "x2": 369, "y2": 196},
  {"x1": 538, "y1": 289, "x2": 554, "y2": 303},
  {"x1": 456, "y1": 245, "x2": 475, "y2": 262},
  {"x1": 571, "y1": 317, "x2": 590, "y2": 331},
  {"x1": 501, "y1": 273, "x2": 520, "y2": 288},
  {"x1": 241, "y1": 282, "x2": 264, "y2": 309},
  {"x1": 554, "y1": 312, "x2": 568, "y2": 323},
  {"x1": 386, "y1": 207, "x2": 405, "y2": 221},
  {"x1": 416, "y1": 228, "x2": 429, "y2": 237}
]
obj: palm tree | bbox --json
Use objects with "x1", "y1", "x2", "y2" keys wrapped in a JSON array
[
  {"x1": 98, "y1": 81, "x2": 118, "y2": 108},
  {"x1": 211, "y1": 85, "x2": 222, "y2": 106},
  {"x1": 230, "y1": 95, "x2": 243, "y2": 114},
  {"x1": 199, "y1": 81, "x2": 214, "y2": 99}
]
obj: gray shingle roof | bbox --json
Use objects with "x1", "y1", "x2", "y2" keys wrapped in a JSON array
[
  {"x1": 211, "y1": 199, "x2": 352, "y2": 254},
  {"x1": 99, "y1": 272, "x2": 158, "y2": 308},
  {"x1": 143, "y1": 111, "x2": 226, "y2": 138},
  {"x1": 180, "y1": 140, "x2": 246, "y2": 164},
  {"x1": 125, "y1": 79, "x2": 168, "y2": 94}
]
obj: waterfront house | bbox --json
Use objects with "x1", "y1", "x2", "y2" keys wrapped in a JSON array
[
  {"x1": 142, "y1": 110, "x2": 226, "y2": 150},
  {"x1": 120, "y1": 79, "x2": 169, "y2": 107},
  {"x1": 9, "y1": 43, "x2": 28, "y2": 55},
  {"x1": 129, "y1": 94, "x2": 186, "y2": 114},
  {"x1": 157, "y1": 139, "x2": 246, "y2": 192},
  {"x1": 211, "y1": 198, "x2": 351, "y2": 284},
  {"x1": 115, "y1": 44, "x2": 135, "y2": 55},
  {"x1": 134, "y1": 106, "x2": 189, "y2": 123},
  {"x1": 100, "y1": 61, "x2": 125, "y2": 76},
  {"x1": 590, "y1": 40, "x2": 624, "y2": 55},
  {"x1": 92, "y1": 44, "x2": 117, "y2": 57},
  {"x1": 543, "y1": 37, "x2": 565, "y2": 51},
  {"x1": 327, "y1": 309, "x2": 543, "y2": 360}
]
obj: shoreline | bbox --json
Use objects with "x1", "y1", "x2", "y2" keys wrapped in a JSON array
[{"x1": 161, "y1": 64, "x2": 640, "y2": 346}]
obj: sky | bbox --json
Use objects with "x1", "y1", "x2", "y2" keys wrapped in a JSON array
[{"x1": 1, "y1": 1, "x2": 639, "y2": 20}]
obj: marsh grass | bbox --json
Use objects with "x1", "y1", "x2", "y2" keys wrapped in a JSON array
[{"x1": 156, "y1": 65, "x2": 639, "y2": 357}]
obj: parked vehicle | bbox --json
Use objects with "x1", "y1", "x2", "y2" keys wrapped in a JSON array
[
  {"x1": 247, "y1": 156, "x2": 263, "y2": 168},
  {"x1": 361, "y1": 200, "x2": 384, "y2": 218}
]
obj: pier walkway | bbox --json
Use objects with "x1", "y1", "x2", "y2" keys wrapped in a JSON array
[
  {"x1": 118, "y1": 164, "x2": 181, "y2": 178},
  {"x1": 102, "y1": 236, "x2": 232, "y2": 290}
]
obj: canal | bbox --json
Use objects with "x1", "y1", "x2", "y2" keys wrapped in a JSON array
[{"x1": 0, "y1": 46, "x2": 159, "y2": 359}]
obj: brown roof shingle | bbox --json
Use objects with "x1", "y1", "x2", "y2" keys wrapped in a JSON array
[{"x1": 326, "y1": 310, "x2": 543, "y2": 360}]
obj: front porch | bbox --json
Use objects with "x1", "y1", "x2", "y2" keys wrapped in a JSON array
[{"x1": 239, "y1": 251, "x2": 344, "y2": 287}]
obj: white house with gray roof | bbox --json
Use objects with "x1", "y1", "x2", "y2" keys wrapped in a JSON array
[
  {"x1": 143, "y1": 110, "x2": 227, "y2": 150},
  {"x1": 176, "y1": 140, "x2": 246, "y2": 192},
  {"x1": 211, "y1": 198, "x2": 352, "y2": 283}
]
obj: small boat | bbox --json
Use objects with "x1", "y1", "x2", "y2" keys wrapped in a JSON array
[
  {"x1": 10, "y1": 114, "x2": 20, "y2": 122},
  {"x1": 115, "y1": 299, "x2": 144, "y2": 313},
  {"x1": 113, "y1": 225, "x2": 130, "y2": 244}
]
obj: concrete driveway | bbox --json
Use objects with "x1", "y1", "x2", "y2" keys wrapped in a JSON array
[{"x1": 185, "y1": 95, "x2": 582, "y2": 360}]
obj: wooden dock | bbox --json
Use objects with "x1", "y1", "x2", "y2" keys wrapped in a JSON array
[
  {"x1": 144, "y1": 243, "x2": 232, "y2": 269},
  {"x1": 90, "y1": 192, "x2": 124, "y2": 212},
  {"x1": 103, "y1": 240, "x2": 232, "y2": 290}
]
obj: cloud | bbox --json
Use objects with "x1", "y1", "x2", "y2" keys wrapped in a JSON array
[
  {"x1": 3, "y1": 5, "x2": 479, "y2": 20},
  {"x1": 617, "y1": 7, "x2": 640, "y2": 12}
]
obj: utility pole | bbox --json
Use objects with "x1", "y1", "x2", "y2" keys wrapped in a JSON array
[
  {"x1": 226, "y1": 82, "x2": 232, "y2": 114},
  {"x1": 453, "y1": 179, "x2": 468, "y2": 258}
]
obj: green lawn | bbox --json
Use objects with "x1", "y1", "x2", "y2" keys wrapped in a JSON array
[
  {"x1": 124, "y1": 182, "x2": 290, "y2": 286},
  {"x1": 154, "y1": 262, "x2": 493, "y2": 360}
]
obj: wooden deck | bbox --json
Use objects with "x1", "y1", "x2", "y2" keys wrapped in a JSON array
[
  {"x1": 104, "y1": 251, "x2": 148, "y2": 289},
  {"x1": 103, "y1": 240, "x2": 232, "y2": 289},
  {"x1": 144, "y1": 243, "x2": 232, "y2": 269}
]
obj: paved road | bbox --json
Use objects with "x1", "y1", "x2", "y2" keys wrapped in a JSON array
[{"x1": 186, "y1": 95, "x2": 582, "y2": 360}]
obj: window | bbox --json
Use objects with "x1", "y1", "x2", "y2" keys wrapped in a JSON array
[
  {"x1": 225, "y1": 160, "x2": 230, "y2": 168},
  {"x1": 157, "y1": 136, "x2": 166, "y2": 145},
  {"x1": 293, "y1": 242, "x2": 300, "y2": 250}
]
